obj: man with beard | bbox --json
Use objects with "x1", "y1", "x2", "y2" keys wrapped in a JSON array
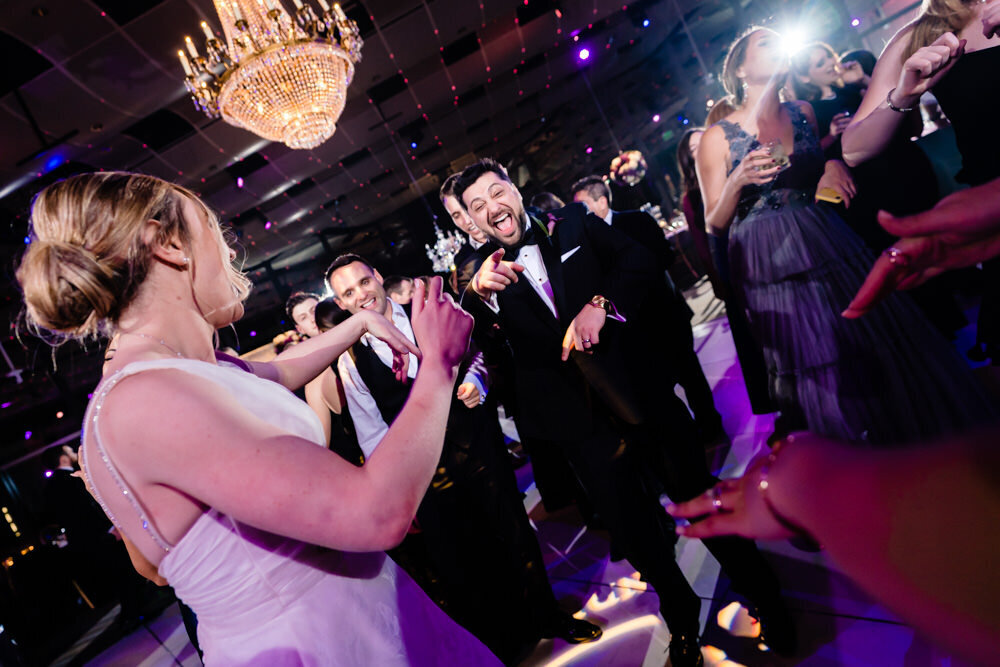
[
  {"x1": 326, "y1": 253, "x2": 601, "y2": 663},
  {"x1": 455, "y1": 158, "x2": 794, "y2": 665}
]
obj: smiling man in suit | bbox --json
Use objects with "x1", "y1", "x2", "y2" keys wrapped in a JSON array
[{"x1": 456, "y1": 158, "x2": 794, "y2": 664}]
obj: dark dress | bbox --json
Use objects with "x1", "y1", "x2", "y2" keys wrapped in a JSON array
[
  {"x1": 685, "y1": 190, "x2": 774, "y2": 414},
  {"x1": 934, "y1": 45, "x2": 1000, "y2": 353},
  {"x1": 719, "y1": 102, "x2": 996, "y2": 445},
  {"x1": 813, "y1": 85, "x2": 961, "y2": 335}
]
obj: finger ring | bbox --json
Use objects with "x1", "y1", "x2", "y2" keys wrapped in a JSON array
[
  {"x1": 883, "y1": 246, "x2": 911, "y2": 268},
  {"x1": 711, "y1": 485, "x2": 724, "y2": 513},
  {"x1": 582, "y1": 339, "x2": 591, "y2": 344}
]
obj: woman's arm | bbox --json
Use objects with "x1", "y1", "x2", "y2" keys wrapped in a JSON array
[
  {"x1": 696, "y1": 125, "x2": 779, "y2": 235},
  {"x1": 668, "y1": 431, "x2": 1000, "y2": 664},
  {"x1": 251, "y1": 310, "x2": 419, "y2": 391},
  {"x1": 303, "y1": 375, "x2": 333, "y2": 443},
  {"x1": 119, "y1": 532, "x2": 168, "y2": 586},
  {"x1": 102, "y1": 278, "x2": 471, "y2": 554},
  {"x1": 843, "y1": 29, "x2": 963, "y2": 166}
]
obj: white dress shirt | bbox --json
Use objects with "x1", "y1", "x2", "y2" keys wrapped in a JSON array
[{"x1": 339, "y1": 300, "x2": 488, "y2": 458}]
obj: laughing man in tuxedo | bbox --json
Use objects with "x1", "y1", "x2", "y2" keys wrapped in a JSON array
[{"x1": 456, "y1": 158, "x2": 794, "y2": 664}]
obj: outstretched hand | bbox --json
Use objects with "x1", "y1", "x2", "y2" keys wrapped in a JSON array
[
  {"x1": 410, "y1": 276, "x2": 474, "y2": 372},
  {"x1": 666, "y1": 456, "x2": 799, "y2": 541},
  {"x1": 843, "y1": 181, "x2": 1000, "y2": 318},
  {"x1": 471, "y1": 248, "x2": 525, "y2": 298},
  {"x1": 358, "y1": 310, "x2": 421, "y2": 383}
]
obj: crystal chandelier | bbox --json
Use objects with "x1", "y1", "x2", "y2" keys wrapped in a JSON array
[
  {"x1": 425, "y1": 223, "x2": 466, "y2": 274},
  {"x1": 178, "y1": 0, "x2": 363, "y2": 150}
]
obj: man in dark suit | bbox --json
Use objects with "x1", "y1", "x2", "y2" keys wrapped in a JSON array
[
  {"x1": 456, "y1": 158, "x2": 793, "y2": 664},
  {"x1": 326, "y1": 254, "x2": 600, "y2": 662},
  {"x1": 571, "y1": 175, "x2": 724, "y2": 443}
]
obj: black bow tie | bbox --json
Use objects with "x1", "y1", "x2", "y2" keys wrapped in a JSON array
[{"x1": 506, "y1": 217, "x2": 544, "y2": 255}]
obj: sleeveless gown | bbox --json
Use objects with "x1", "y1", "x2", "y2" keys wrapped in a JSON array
[
  {"x1": 81, "y1": 357, "x2": 500, "y2": 666},
  {"x1": 718, "y1": 103, "x2": 996, "y2": 445}
]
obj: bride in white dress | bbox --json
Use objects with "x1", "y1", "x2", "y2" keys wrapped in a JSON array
[{"x1": 18, "y1": 172, "x2": 500, "y2": 665}]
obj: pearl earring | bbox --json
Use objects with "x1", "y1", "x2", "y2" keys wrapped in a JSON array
[{"x1": 182, "y1": 257, "x2": 190, "y2": 265}]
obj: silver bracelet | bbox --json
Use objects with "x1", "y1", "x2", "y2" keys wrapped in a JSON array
[{"x1": 886, "y1": 87, "x2": 915, "y2": 113}]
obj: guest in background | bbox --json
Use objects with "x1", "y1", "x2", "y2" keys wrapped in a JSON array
[
  {"x1": 383, "y1": 275, "x2": 414, "y2": 305},
  {"x1": 571, "y1": 174, "x2": 725, "y2": 443},
  {"x1": 286, "y1": 291, "x2": 322, "y2": 338},
  {"x1": 790, "y1": 41, "x2": 958, "y2": 333},
  {"x1": 678, "y1": 129, "x2": 773, "y2": 417},
  {"x1": 697, "y1": 27, "x2": 994, "y2": 446},
  {"x1": 300, "y1": 297, "x2": 364, "y2": 467},
  {"x1": 789, "y1": 42, "x2": 868, "y2": 154},
  {"x1": 843, "y1": 0, "x2": 1000, "y2": 361},
  {"x1": 529, "y1": 191, "x2": 565, "y2": 213}
]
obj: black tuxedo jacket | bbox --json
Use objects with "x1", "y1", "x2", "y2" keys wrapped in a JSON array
[
  {"x1": 610, "y1": 209, "x2": 692, "y2": 321},
  {"x1": 462, "y1": 203, "x2": 662, "y2": 441}
]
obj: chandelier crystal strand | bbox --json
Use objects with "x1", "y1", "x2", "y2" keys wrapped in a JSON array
[
  {"x1": 425, "y1": 224, "x2": 466, "y2": 274},
  {"x1": 180, "y1": 0, "x2": 362, "y2": 149}
]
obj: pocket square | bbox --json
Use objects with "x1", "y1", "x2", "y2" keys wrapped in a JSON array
[{"x1": 560, "y1": 246, "x2": 581, "y2": 262}]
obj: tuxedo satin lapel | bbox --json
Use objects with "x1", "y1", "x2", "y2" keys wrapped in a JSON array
[
  {"x1": 504, "y1": 265, "x2": 562, "y2": 334},
  {"x1": 536, "y1": 228, "x2": 568, "y2": 322}
]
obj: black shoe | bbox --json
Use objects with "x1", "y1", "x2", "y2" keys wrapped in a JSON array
[
  {"x1": 539, "y1": 613, "x2": 602, "y2": 644},
  {"x1": 753, "y1": 602, "x2": 797, "y2": 657},
  {"x1": 667, "y1": 633, "x2": 703, "y2": 666}
]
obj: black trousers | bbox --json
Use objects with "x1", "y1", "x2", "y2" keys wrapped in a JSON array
[
  {"x1": 627, "y1": 392, "x2": 784, "y2": 615},
  {"x1": 394, "y1": 411, "x2": 559, "y2": 663},
  {"x1": 536, "y1": 410, "x2": 704, "y2": 635}
]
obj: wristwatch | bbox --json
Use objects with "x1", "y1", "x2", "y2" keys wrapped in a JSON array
[{"x1": 588, "y1": 294, "x2": 611, "y2": 311}]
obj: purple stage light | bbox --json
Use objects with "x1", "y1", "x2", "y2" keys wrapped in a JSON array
[
  {"x1": 652, "y1": 114, "x2": 661, "y2": 122},
  {"x1": 851, "y1": 17, "x2": 861, "y2": 27},
  {"x1": 24, "y1": 431, "x2": 31, "y2": 440},
  {"x1": 250, "y1": 331, "x2": 257, "y2": 337},
  {"x1": 578, "y1": 48, "x2": 590, "y2": 61},
  {"x1": 236, "y1": 176, "x2": 244, "y2": 188},
  {"x1": 45, "y1": 470, "x2": 53, "y2": 478},
  {"x1": 264, "y1": 221, "x2": 272, "y2": 230}
]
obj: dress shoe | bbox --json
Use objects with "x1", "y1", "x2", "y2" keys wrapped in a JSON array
[
  {"x1": 753, "y1": 602, "x2": 797, "y2": 656},
  {"x1": 667, "y1": 633, "x2": 703, "y2": 667},
  {"x1": 539, "y1": 613, "x2": 603, "y2": 644}
]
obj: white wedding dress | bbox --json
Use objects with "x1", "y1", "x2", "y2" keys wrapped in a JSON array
[{"x1": 82, "y1": 357, "x2": 499, "y2": 666}]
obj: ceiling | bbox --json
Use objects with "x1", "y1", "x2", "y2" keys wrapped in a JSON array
[{"x1": 0, "y1": 0, "x2": 865, "y2": 466}]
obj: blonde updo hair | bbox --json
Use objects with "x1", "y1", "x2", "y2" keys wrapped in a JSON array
[{"x1": 17, "y1": 172, "x2": 251, "y2": 340}]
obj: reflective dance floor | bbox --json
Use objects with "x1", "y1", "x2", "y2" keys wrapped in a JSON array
[{"x1": 68, "y1": 282, "x2": 973, "y2": 667}]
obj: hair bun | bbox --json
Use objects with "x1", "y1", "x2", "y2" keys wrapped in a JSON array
[{"x1": 19, "y1": 240, "x2": 122, "y2": 337}]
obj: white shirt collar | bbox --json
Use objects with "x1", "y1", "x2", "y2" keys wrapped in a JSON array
[
  {"x1": 469, "y1": 235, "x2": 486, "y2": 250},
  {"x1": 602, "y1": 209, "x2": 614, "y2": 225}
]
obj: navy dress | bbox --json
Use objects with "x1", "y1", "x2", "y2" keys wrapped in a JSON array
[{"x1": 718, "y1": 103, "x2": 996, "y2": 445}]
